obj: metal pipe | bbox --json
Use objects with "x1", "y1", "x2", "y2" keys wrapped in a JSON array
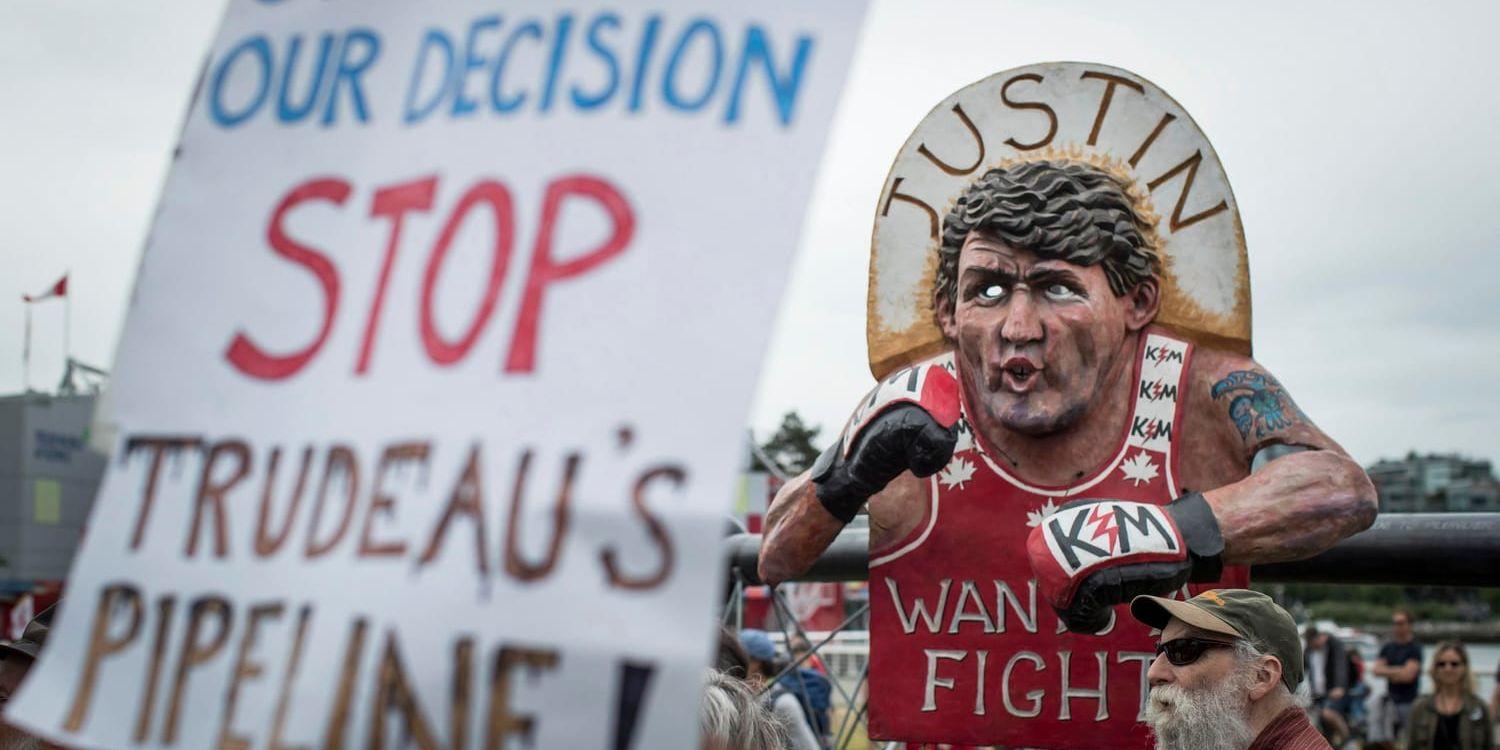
[
  {"x1": 725, "y1": 528, "x2": 870, "y2": 586},
  {"x1": 726, "y1": 513, "x2": 1500, "y2": 587},
  {"x1": 1253, "y1": 513, "x2": 1500, "y2": 585}
]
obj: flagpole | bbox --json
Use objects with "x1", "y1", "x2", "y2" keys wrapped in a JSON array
[
  {"x1": 64, "y1": 281, "x2": 71, "y2": 369},
  {"x1": 23, "y1": 304, "x2": 31, "y2": 393}
]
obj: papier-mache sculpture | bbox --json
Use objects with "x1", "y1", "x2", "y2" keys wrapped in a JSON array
[{"x1": 758, "y1": 62, "x2": 1377, "y2": 748}]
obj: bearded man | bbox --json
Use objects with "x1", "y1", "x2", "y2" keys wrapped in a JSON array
[
  {"x1": 1131, "y1": 589, "x2": 1328, "y2": 750},
  {"x1": 756, "y1": 157, "x2": 1374, "y2": 746}
]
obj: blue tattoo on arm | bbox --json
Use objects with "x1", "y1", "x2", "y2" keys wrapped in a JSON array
[{"x1": 1210, "y1": 370, "x2": 1307, "y2": 440}]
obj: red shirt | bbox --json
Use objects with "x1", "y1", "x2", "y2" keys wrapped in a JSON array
[
  {"x1": 865, "y1": 331, "x2": 1250, "y2": 749},
  {"x1": 1247, "y1": 707, "x2": 1332, "y2": 750}
]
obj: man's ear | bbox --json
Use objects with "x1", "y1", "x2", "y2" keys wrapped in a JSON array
[
  {"x1": 1124, "y1": 278, "x2": 1161, "y2": 331},
  {"x1": 1248, "y1": 656, "x2": 1283, "y2": 702},
  {"x1": 934, "y1": 291, "x2": 958, "y2": 341}
]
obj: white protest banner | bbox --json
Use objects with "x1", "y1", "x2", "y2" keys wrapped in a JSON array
[{"x1": 8, "y1": 2, "x2": 866, "y2": 747}]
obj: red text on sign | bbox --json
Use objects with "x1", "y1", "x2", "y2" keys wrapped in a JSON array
[{"x1": 224, "y1": 173, "x2": 635, "y2": 379}]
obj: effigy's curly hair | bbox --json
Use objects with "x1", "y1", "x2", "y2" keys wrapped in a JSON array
[{"x1": 935, "y1": 160, "x2": 1160, "y2": 310}]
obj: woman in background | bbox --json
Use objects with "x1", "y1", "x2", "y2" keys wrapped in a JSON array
[{"x1": 1401, "y1": 642, "x2": 1493, "y2": 750}]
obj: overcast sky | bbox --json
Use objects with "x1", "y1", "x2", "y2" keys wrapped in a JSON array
[{"x1": 2, "y1": 1, "x2": 1498, "y2": 468}]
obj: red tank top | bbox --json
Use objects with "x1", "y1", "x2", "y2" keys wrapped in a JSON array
[{"x1": 863, "y1": 330, "x2": 1250, "y2": 748}]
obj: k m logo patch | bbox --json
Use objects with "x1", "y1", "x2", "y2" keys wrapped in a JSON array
[{"x1": 1043, "y1": 501, "x2": 1179, "y2": 574}]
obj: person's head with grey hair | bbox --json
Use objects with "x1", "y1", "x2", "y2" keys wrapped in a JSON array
[
  {"x1": 1130, "y1": 589, "x2": 1321, "y2": 750},
  {"x1": 699, "y1": 669, "x2": 788, "y2": 750}
]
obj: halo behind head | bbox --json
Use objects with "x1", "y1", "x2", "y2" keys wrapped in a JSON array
[{"x1": 869, "y1": 62, "x2": 1250, "y2": 379}]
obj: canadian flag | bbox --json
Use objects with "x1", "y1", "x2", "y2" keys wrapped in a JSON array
[{"x1": 23, "y1": 274, "x2": 67, "y2": 303}]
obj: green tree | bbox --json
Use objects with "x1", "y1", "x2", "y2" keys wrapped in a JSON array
[{"x1": 752, "y1": 411, "x2": 824, "y2": 475}]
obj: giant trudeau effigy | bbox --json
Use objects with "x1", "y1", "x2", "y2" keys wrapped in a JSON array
[{"x1": 758, "y1": 62, "x2": 1378, "y2": 748}]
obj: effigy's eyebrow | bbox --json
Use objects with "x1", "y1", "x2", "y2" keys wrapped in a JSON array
[
  {"x1": 960, "y1": 264, "x2": 1017, "y2": 282},
  {"x1": 1024, "y1": 267, "x2": 1084, "y2": 285}
]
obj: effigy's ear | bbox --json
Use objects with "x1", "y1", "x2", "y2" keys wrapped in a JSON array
[
  {"x1": 1125, "y1": 277, "x2": 1161, "y2": 331},
  {"x1": 932, "y1": 288, "x2": 957, "y2": 341}
]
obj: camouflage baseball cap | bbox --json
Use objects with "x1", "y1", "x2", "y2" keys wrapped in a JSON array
[{"x1": 1130, "y1": 589, "x2": 1303, "y2": 691}]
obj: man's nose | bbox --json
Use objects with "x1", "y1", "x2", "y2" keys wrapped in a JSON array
[
  {"x1": 1001, "y1": 288, "x2": 1044, "y2": 344},
  {"x1": 1146, "y1": 651, "x2": 1174, "y2": 687}
]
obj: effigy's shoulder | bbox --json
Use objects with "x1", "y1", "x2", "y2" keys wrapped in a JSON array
[{"x1": 839, "y1": 351, "x2": 961, "y2": 440}]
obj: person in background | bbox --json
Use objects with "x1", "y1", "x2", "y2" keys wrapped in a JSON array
[
  {"x1": 787, "y1": 634, "x2": 828, "y2": 676},
  {"x1": 740, "y1": 629, "x2": 822, "y2": 750},
  {"x1": 1375, "y1": 610, "x2": 1424, "y2": 739},
  {"x1": 0, "y1": 604, "x2": 63, "y2": 750},
  {"x1": 1489, "y1": 660, "x2": 1498, "y2": 735},
  {"x1": 716, "y1": 625, "x2": 752, "y2": 680},
  {"x1": 779, "y1": 633, "x2": 833, "y2": 743},
  {"x1": 1400, "y1": 642, "x2": 1492, "y2": 750},
  {"x1": 700, "y1": 669, "x2": 789, "y2": 750},
  {"x1": 1345, "y1": 648, "x2": 1370, "y2": 731},
  {"x1": 1304, "y1": 625, "x2": 1352, "y2": 745}
]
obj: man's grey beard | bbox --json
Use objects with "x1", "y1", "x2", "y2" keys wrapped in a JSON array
[{"x1": 1145, "y1": 670, "x2": 1258, "y2": 750}]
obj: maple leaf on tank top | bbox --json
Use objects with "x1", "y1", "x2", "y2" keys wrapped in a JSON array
[
  {"x1": 1119, "y1": 450, "x2": 1160, "y2": 486},
  {"x1": 938, "y1": 456, "x2": 977, "y2": 490},
  {"x1": 1025, "y1": 498, "x2": 1060, "y2": 528}
]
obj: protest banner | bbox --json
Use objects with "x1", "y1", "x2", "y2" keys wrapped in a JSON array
[{"x1": 8, "y1": 1, "x2": 867, "y2": 747}]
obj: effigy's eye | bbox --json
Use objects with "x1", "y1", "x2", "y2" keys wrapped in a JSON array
[
  {"x1": 978, "y1": 283, "x2": 1006, "y2": 300},
  {"x1": 1044, "y1": 283, "x2": 1080, "y2": 301}
]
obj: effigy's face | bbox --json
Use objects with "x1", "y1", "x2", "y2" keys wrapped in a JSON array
[{"x1": 941, "y1": 232, "x2": 1134, "y2": 437}]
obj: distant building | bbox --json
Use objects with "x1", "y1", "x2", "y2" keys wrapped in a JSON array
[
  {"x1": 0, "y1": 391, "x2": 107, "y2": 635},
  {"x1": 0, "y1": 392, "x2": 108, "y2": 580},
  {"x1": 1367, "y1": 452, "x2": 1500, "y2": 513}
]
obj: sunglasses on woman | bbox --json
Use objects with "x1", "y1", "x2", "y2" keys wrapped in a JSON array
[
  {"x1": 1155, "y1": 637, "x2": 1237, "y2": 666},
  {"x1": 1436, "y1": 660, "x2": 1465, "y2": 669}
]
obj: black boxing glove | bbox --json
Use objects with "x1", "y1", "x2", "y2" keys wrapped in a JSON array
[
  {"x1": 809, "y1": 363, "x2": 961, "y2": 523},
  {"x1": 1026, "y1": 494, "x2": 1225, "y2": 633}
]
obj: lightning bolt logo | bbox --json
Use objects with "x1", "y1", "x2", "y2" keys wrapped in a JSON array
[{"x1": 1087, "y1": 504, "x2": 1120, "y2": 553}]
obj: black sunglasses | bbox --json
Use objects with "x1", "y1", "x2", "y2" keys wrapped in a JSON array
[{"x1": 1155, "y1": 637, "x2": 1237, "y2": 666}]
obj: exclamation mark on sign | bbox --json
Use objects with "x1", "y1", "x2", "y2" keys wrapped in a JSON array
[{"x1": 611, "y1": 660, "x2": 655, "y2": 750}]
